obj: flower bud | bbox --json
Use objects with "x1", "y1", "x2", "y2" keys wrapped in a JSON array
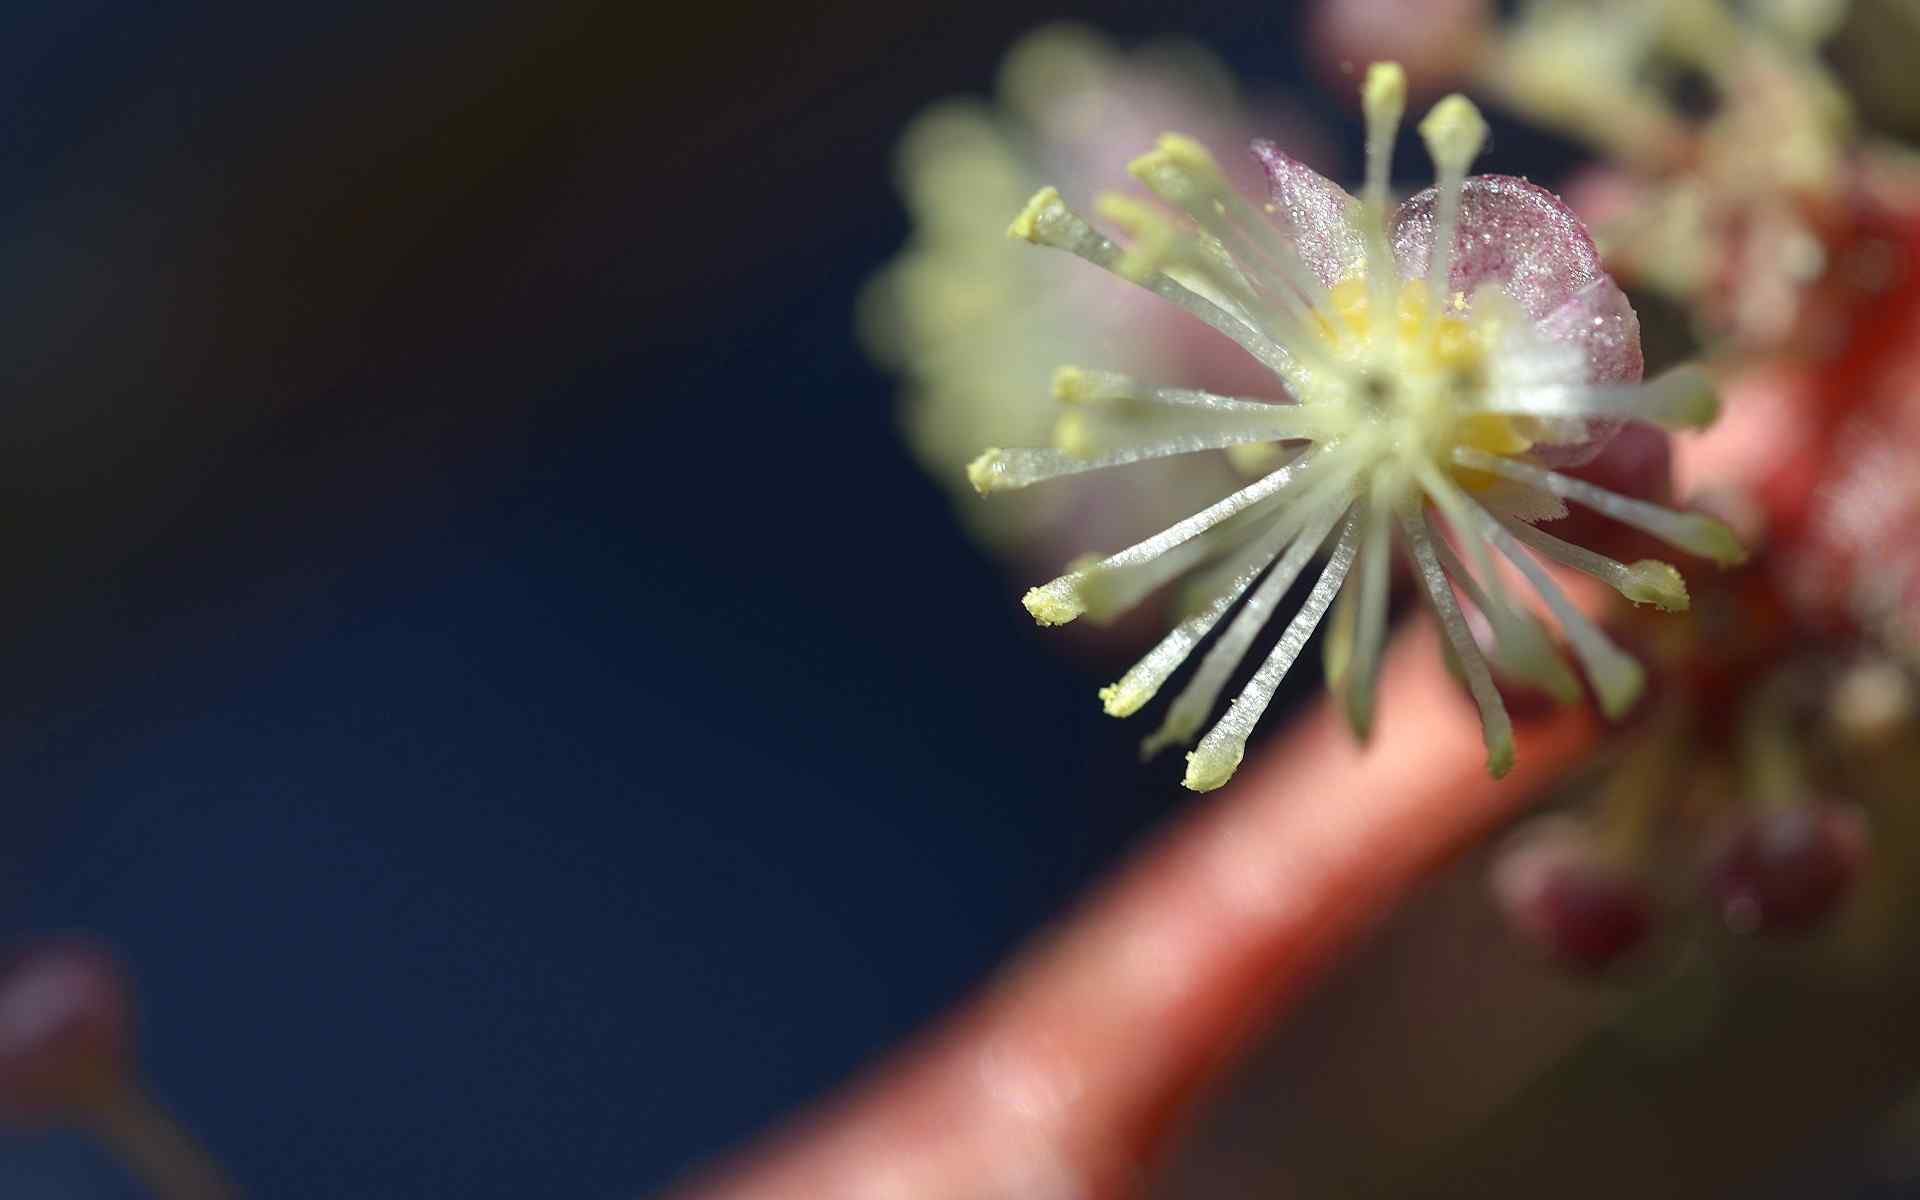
[
  {"x1": 1708, "y1": 804, "x2": 1868, "y2": 935},
  {"x1": 1492, "y1": 816, "x2": 1655, "y2": 972},
  {"x1": 0, "y1": 938, "x2": 134, "y2": 1125}
]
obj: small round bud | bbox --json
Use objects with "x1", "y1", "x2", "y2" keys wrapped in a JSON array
[
  {"x1": 1492, "y1": 817, "x2": 1655, "y2": 973},
  {"x1": 1708, "y1": 804, "x2": 1868, "y2": 935},
  {"x1": 0, "y1": 938, "x2": 135, "y2": 1125}
]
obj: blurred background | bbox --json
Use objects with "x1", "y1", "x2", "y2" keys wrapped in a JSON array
[
  {"x1": 5, "y1": 2, "x2": 1920, "y2": 1197},
  {"x1": 0, "y1": 2, "x2": 1358, "y2": 1195}
]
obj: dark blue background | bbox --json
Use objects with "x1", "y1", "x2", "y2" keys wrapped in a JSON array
[{"x1": 0, "y1": 4, "x2": 1580, "y2": 1195}]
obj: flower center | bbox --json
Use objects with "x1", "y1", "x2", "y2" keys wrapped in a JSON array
[{"x1": 1308, "y1": 274, "x2": 1532, "y2": 477}]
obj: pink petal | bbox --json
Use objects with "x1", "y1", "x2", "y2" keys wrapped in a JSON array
[
  {"x1": 1392, "y1": 176, "x2": 1641, "y2": 466},
  {"x1": 1536, "y1": 276, "x2": 1644, "y2": 385},
  {"x1": 1249, "y1": 140, "x2": 1364, "y2": 288},
  {"x1": 1524, "y1": 276, "x2": 1645, "y2": 466},
  {"x1": 1390, "y1": 175, "x2": 1607, "y2": 322}
]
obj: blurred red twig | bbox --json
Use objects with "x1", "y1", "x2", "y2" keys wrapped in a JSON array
[{"x1": 675, "y1": 619, "x2": 1597, "y2": 1198}]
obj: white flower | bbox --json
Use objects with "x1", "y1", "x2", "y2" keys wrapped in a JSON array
[{"x1": 972, "y1": 65, "x2": 1744, "y2": 791}]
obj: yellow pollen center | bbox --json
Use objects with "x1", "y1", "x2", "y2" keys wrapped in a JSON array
[{"x1": 1313, "y1": 275, "x2": 1532, "y2": 480}]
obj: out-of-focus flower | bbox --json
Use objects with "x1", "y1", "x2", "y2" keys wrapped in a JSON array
[
  {"x1": 1675, "y1": 196, "x2": 1920, "y2": 657},
  {"x1": 859, "y1": 25, "x2": 1319, "y2": 562},
  {"x1": 1479, "y1": 0, "x2": 1886, "y2": 350},
  {"x1": 972, "y1": 65, "x2": 1743, "y2": 792}
]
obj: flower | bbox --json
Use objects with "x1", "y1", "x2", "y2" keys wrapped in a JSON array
[
  {"x1": 859, "y1": 25, "x2": 1312, "y2": 561},
  {"x1": 1480, "y1": 0, "x2": 1865, "y2": 348},
  {"x1": 972, "y1": 63, "x2": 1744, "y2": 792}
]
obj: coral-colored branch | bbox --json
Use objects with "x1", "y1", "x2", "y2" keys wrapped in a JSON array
[{"x1": 672, "y1": 619, "x2": 1597, "y2": 1199}]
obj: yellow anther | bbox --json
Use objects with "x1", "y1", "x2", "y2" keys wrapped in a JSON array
[
  {"x1": 1050, "y1": 365, "x2": 1138, "y2": 406},
  {"x1": 1095, "y1": 192, "x2": 1176, "y2": 280},
  {"x1": 1363, "y1": 62, "x2": 1408, "y2": 131},
  {"x1": 1395, "y1": 278, "x2": 1432, "y2": 337},
  {"x1": 1457, "y1": 414, "x2": 1532, "y2": 458},
  {"x1": 966, "y1": 449, "x2": 1005, "y2": 493},
  {"x1": 1050, "y1": 365, "x2": 1091, "y2": 403},
  {"x1": 1052, "y1": 411, "x2": 1095, "y2": 457},
  {"x1": 1432, "y1": 318, "x2": 1478, "y2": 369},
  {"x1": 1622, "y1": 560, "x2": 1690, "y2": 611},
  {"x1": 1128, "y1": 132, "x2": 1219, "y2": 179},
  {"x1": 1663, "y1": 367, "x2": 1721, "y2": 429},
  {"x1": 1098, "y1": 678, "x2": 1151, "y2": 718},
  {"x1": 1007, "y1": 186, "x2": 1063, "y2": 241},
  {"x1": 1225, "y1": 442, "x2": 1286, "y2": 475},
  {"x1": 1328, "y1": 277, "x2": 1372, "y2": 337},
  {"x1": 1022, "y1": 582, "x2": 1086, "y2": 627},
  {"x1": 1418, "y1": 94, "x2": 1491, "y2": 174},
  {"x1": 1183, "y1": 743, "x2": 1244, "y2": 793}
]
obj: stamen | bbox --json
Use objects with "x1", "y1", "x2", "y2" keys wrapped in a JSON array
[
  {"x1": 1414, "y1": 458, "x2": 1517, "y2": 613},
  {"x1": 1093, "y1": 193, "x2": 1180, "y2": 282},
  {"x1": 1429, "y1": 523, "x2": 1583, "y2": 703},
  {"x1": 1074, "y1": 528, "x2": 1219, "y2": 627},
  {"x1": 1361, "y1": 63, "x2": 1407, "y2": 216},
  {"x1": 1184, "y1": 509, "x2": 1362, "y2": 792},
  {"x1": 1049, "y1": 365, "x2": 1143, "y2": 405},
  {"x1": 1497, "y1": 515, "x2": 1690, "y2": 611},
  {"x1": 1019, "y1": 447, "x2": 1335, "y2": 625},
  {"x1": 1076, "y1": 492, "x2": 1287, "y2": 624},
  {"x1": 968, "y1": 415, "x2": 1297, "y2": 492},
  {"x1": 1451, "y1": 445, "x2": 1749, "y2": 565},
  {"x1": 1322, "y1": 574, "x2": 1358, "y2": 691},
  {"x1": 1050, "y1": 410, "x2": 1315, "y2": 460},
  {"x1": 1099, "y1": 491, "x2": 1327, "y2": 718},
  {"x1": 1048, "y1": 368, "x2": 1329, "y2": 459},
  {"x1": 1417, "y1": 459, "x2": 1589, "y2": 700},
  {"x1": 1401, "y1": 502, "x2": 1515, "y2": 777},
  {"x1": 1008, "y1": 187, "x2": 1303, "y2": 385},
  {"x1": 974, "y1": 375, "x2": 1327, "y2": 490},
  {"x1": 1050, "y1": 366, "x2": 1325, "y2": 420},
  {"x1": 1342, "y1": 472, "x2": 1396, "y2": 741},
  {"x1": 1143, "y1": 472, "x2": 1358, "y2": 759},
  {"x1": 1482, "y1": 364, "x2": 1721, "y2": 430},
  {"x1": 1094, "y1": 192, "x2": 1302, "y2": 352},
  {"x1": 1416, "y1": 95, "x2": 1490, "y2": 313},
  {"x1": 1470, "y1": 502, "x2": 1647, "y2": 719},
  {"x1": 1126, "y1": 134, "x2": 1333, "y2": 316},
  {"x1": 1359, "y1": 62, "x2": 1407, "y2": 320},
  {"x1": 1094, "y1": 193, "x2": 1261, "y2": 305}
]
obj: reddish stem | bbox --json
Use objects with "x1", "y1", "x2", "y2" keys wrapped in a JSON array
[{"x1": 673, "y1": 619, "x2": 1596, "y2": 1198}]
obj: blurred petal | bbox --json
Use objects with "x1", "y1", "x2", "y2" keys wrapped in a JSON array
[{"x1": 1537, "y1": 276, "x2": 1644, "y2": 386}]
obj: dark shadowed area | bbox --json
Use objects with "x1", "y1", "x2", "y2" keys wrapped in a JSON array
[{"x1": 0, "y1": 3, "x2": 1325, "y2": 1194}]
